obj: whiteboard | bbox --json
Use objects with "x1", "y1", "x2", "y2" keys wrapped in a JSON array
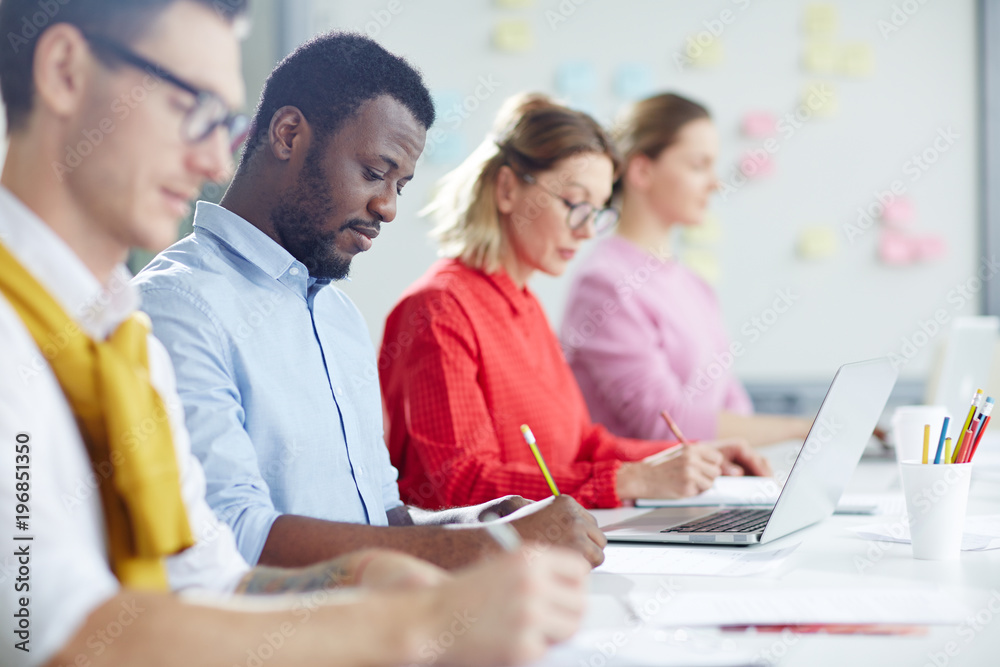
[{"x1": 295, "y1": 0, "x2": 979, "y2": 383}]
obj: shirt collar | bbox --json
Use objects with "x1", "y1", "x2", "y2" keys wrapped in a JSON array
[
  {"x1": 478, "y1": 263, "x2": 533, "y2": 316},
  {"x1": 0, "y1": 186, "x2": 138, "y2": 341},
  {"x1": 191, "y1": 201, "x2": 321, "y2": 295}
]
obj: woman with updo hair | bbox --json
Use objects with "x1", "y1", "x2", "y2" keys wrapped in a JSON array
[
  {"x1": 378, "y1": 93, "x2": 769, "y2": 511},
  {"x1": 562, "y1": 93, "x2": 812, "y2": 447}
]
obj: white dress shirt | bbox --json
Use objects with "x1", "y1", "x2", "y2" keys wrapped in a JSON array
[{"x1": 0, "y1": 187, "x2": 249, "y2": 667}]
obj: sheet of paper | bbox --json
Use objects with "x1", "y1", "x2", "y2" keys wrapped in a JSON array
[
  {"x1": 854, "y1": 515, "x2": 1000, "y2": 551},
  {"x1": 597, "y1": 544, "x2": 799, "y2": 577},
  {"x1": 530, "y1": 629, "x2": 763, "y2": 667},
  {"x1": 632, "y1": 588, "x2": 970, "y2": 626},
  {"x1": 836, "y1": 492, "x2": 905, "y2": 516},
  {"x1": 637, "y1": 476, "x2": 782, "y2": 507}
]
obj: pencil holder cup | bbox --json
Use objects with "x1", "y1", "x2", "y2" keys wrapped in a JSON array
[
  {"x1": 900, "y1": 461, "x2": 972, "y2": 561},
  {"x1": 891, "y1": 405, "x2": 949, "y2": 464}
]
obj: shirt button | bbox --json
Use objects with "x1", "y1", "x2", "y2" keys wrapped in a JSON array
[
  {"x1": 356, "y1": 466, "x2": 364, "y2": 477},
  {"x1": 335, "y1": 386, "x2": 344, "y2": 395},
  {"x1": 289, "y1": 267, "x2": 300, "y2": 276}
]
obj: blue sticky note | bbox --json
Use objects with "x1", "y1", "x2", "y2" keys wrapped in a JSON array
[
  {"x1": 423, "y1": 131, "x2": 467, "y2": 166},
  {"x1": 555, "y1": 61, "x2": 598, "y2": 97},
  {"x1": 614, "y1": 63, "x2": 655, "y2": 101},
  {"x1": 431, "y1": 90, "x2": 463, "y2": 127}
]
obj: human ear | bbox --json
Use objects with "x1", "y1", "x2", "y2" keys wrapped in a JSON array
[
  {"x1": 625, "y1": 154, "x2": 654, "y2": 193},
  {"x1": 268, "y1": 106, "x2": 308, "y2": 162},
  {"x1": 32, "y1": 24, "x2": 90, "y2": 121},
  {"x1": 495, "y1": 164, "x2": 520, "y2": 215}
]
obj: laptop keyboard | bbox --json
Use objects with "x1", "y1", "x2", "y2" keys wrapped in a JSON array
[{"x1": 661, "y1": 508, "x2": 773, "y2": 534}]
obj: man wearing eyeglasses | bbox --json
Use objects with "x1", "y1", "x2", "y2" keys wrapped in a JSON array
[
  {"x1": 0, "y1": 2, "x2": 589, "y2": 666},
  {"x1": 132, "y1": 31, "x2": 608, "y2": 574}
]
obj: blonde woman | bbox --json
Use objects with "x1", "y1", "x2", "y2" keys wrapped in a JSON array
[
  {"x1": 562, "y1": 93, "x2": 812, "y2": 446},
  {"x1": 378, "y1": 94, "x2": 769, "y2": 511}
]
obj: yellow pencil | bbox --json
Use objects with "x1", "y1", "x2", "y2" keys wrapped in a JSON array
[
  {"x1": 520, "y1": 424, "x2": 560, "y2": 496},
  {"x1": 943, "y1": 437, "x2": 952, "y2": 465},
  {"x1": 922, "y1": 424, "x2": 930, "y2": 464},
  {"x1": 954, "y1": 389, "x2": 983, "y2": 463}
]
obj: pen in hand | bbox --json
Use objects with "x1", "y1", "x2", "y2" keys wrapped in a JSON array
[{"x1": 480, "y1": 512, "x2": 522, "y2": 552}]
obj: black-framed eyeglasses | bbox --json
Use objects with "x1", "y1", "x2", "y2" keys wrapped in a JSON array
[
  {"x1": 84, "y1": 33, "x2": 250, "y2": 152},
  {"x1": 520, "y1": 173, "x2": 620, "y2": 234}
]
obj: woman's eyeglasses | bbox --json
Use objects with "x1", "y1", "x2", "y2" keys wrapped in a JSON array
[{"x1": 520, "y1": 173, "x2": 619, "y2": 234}]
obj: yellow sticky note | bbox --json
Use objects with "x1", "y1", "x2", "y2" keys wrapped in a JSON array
[
  {"x1": 493, "y1": 20, "x2": 534, "y2": 52},
  {"x1": 494, "y1": 0, "x2": 535, "y2": 7},
  {"x1": 803, "y1": 41, "x2": 838, "y2": 74},
  {"x1": 797, "y1": 226, "x2": 839, "y2": 260},
  {"x1": 683, "y1": 35, "x2": 724, "y2": 68},
  {"x1": 681, "y1": 215, "x2": 722, "y2": 246},
  {"x1": 804, "y1": 3, "x2": 838, "y2": 37},
  {"x1": 682, "y1": 248, "x2": 721, "y2": 285},
  {"x1": 840, "y1": 42, "x2": 874, "y2": 77},
  {"x1": 802, "y1": 82, "x2": 838, "y2": 118}
]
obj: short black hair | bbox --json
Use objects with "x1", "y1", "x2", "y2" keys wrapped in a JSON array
[
  {"x1": 241, "y1": 31, "x2": 435, "y2": 169},
  {"x1": 0, "y1": 0, "x2": 249, "y2": 132}
]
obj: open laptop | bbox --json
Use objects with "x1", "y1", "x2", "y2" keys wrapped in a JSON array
[
  {"x1": 926, "y1": 316, "x2": 998, "y2": 440},
  {"x1": 602, "y1": 358, "x2": 898, "y2": 545}
]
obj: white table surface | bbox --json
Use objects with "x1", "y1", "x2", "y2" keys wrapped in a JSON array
[{"x1": 582, "y1": 442, "x2": 1000, "y2": 666}]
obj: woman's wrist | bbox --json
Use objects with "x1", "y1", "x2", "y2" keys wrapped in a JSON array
[{"x1": 615, "y1": 462, "x2": 645, "y2": 500}]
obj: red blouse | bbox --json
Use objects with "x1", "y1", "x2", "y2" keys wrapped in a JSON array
[{"x1": 378, "y1": 259, "x2": 674, "y2": 509}]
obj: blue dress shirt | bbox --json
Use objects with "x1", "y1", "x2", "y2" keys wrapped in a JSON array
[{"x1": 133, "y1": 202, "x2": 402, "y2": 565}]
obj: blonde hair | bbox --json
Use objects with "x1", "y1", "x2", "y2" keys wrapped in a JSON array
[
  {"x1": 423, "y1": 92, "x2": 620, "y2": 273},
  {"x1": 612, "y1": 92, "x2": 710, "y2": 198}
]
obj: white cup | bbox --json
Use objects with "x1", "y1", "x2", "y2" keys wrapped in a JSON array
[
  {"x1": 899, "y1": 461, "x2": 972, "y2": 560},
  {"x1": 891, "y1": 405, "x2": 950, "y2": 464}
]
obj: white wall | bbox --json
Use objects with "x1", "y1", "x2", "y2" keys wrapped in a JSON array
[{"x1": 247, "y1": 1, "x2": 983, "y2": 384}]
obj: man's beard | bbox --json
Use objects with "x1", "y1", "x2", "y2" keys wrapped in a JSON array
[{"x1": 270, "y1": 149, "x2": 353, "y2": 281}]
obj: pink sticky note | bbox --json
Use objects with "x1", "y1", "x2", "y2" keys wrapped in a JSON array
[
  {"x1": 742, "y1": 111, "x2": 777, "y2": 138},
  {"x1": 882, "y1": 197, "x2": 915, "y2": 227},
  {"x1": 915, "y1": 234, "x2": 947, "y2": 260},
  {"x1": 879, "y1": 230, "x2": 916, "y2": 265},
  {"x1": 740, "y1": 150, "x2": 774, "y2": 178}
]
